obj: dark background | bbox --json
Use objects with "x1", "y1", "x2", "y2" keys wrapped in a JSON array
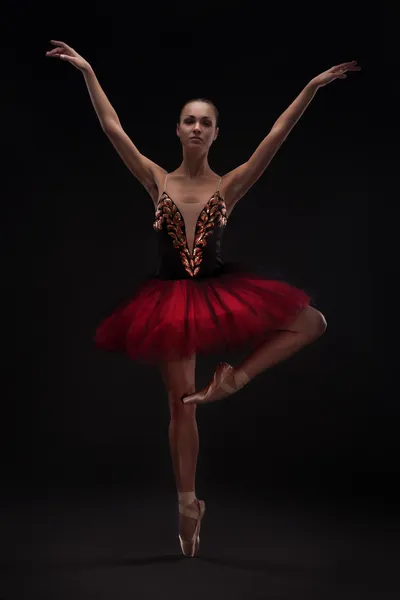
[{"x1": 1, "y1": 2, "x2": 393, "y2": 506}]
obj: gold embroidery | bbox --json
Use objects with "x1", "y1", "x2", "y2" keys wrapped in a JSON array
[{"x1": 153, "y1": 192, "x2": 227, "y2": 277}]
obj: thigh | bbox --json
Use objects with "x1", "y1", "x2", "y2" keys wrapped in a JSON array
[{"x1": 160, "y1": 354, "x2": 197, "y2": 401}]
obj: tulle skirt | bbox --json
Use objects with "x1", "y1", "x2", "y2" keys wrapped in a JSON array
[{"x1": 93, "y1": 262, "x2": 311, "y2": 365}]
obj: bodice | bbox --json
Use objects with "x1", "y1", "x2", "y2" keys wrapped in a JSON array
[{"x1": 152, "y1": 191, "x2": 228, "y2": 280}]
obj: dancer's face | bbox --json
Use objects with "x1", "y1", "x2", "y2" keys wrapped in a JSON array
[{"x1": 177, "y1": 102, "x2": 218, "y2": 151}]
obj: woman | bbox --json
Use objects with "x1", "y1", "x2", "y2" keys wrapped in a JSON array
[{"x1": 46, "y1": 41, "x2": 360, "y2": 558}]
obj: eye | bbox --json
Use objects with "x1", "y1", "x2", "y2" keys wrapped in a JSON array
[{"x1": 183, "y1": 117, "x2": 212, "y2": 126}]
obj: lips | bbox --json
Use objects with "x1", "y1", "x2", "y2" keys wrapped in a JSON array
[{"x1": 190, "y1": 137, "x2": 202, "y2": 141}]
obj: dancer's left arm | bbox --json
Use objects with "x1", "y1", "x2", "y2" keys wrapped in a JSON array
[{"x1": 226, "y1": 61, "x2": 361, "y2": 203}]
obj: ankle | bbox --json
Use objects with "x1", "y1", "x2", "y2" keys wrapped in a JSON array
[
  {"x1": 178, "y1": 490, "x2": 196, "y2": 505},
  {"x1": 233, "y1": 367, "x2": 250, "y2": 389}
]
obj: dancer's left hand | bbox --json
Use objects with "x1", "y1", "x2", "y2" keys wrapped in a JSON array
[{"x1": 310, "y1": 61, "x2": 361, "y2": 88}]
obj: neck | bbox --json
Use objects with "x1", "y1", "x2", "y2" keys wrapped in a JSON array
[{"x1": 177, "y1": 151, "x2": 212, "y2": 178}]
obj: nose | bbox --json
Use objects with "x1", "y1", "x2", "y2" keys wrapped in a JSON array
[{"x1": 193, "y1": 122, "x2": 201, "y2": 133}]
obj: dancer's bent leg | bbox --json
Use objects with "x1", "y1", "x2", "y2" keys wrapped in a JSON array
[
  {"x1": 182, "y1": 307, "x2": 327, "y2": 405},
  {"x1": 236, "y1": 306, "x2": 327, "y2": 380}
]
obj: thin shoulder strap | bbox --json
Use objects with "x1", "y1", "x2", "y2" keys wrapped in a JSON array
[
  {"x1": 163, "y1": 173, "x2": 168, "y2": 193},
  {"x1": 216, "y1": 176, "x2": 222, "y2": 194}
]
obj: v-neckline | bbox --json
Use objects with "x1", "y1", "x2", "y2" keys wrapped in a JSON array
[{"x1": 160, "y1": 191, "x2": 225, "y2": 255}]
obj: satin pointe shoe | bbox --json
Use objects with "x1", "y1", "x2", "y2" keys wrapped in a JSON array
[
  {"x1": 179, "y1": 499, "x2": 206, "y2": 558},
  {"x1": 181, "y1": 362, "x2": 249, "y2": 406}
]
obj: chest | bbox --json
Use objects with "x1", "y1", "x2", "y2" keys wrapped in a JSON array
[
  {"x1": 164, "y1": 179, "x2": 218, "y2": 205},
  {"x1": 153, "y1": 192, "x2": 227, "y2": 262}
]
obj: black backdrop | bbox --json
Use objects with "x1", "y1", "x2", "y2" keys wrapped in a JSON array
[{"x1": 1, "y1": 2, "x2": 393, "y2": 506}]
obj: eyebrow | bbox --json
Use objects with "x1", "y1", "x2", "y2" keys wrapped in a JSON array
[{"x1": 184, "y1": 114, "x2": 212, "y2": 119}]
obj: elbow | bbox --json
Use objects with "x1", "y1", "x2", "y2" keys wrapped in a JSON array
[
  {"x1": 102, "y1": 118, "x2": 121, "y2": 135},
  {"x1": 270, "y1": 124, "x2": 289, "y2": 141}
]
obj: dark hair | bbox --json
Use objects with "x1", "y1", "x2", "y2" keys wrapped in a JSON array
[{"x1": 179, "y1": 98, "x2": 219, "y2": 128}]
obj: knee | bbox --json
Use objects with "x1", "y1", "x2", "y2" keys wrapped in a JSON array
[
  {"x1": 309, "y1": 309, "x2": 327, "y2": 340},
  {"x1": 168, "y1": 390, "x2": 196, "y2": 420}
]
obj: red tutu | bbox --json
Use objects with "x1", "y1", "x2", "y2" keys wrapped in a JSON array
[{"x1": 94, "y1": 268, "x2": 310, "y2": 365}]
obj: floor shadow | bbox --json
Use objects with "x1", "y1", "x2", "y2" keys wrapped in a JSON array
[
  {"x1": 197, "y1": 555, "x2": 333, "y2": 576},
  {"x1": 0, "y1": 554, "x2": 333, "y2": 574},
  {"x1": 0, "y1": 555, "x2": 187, "y2": 570}
]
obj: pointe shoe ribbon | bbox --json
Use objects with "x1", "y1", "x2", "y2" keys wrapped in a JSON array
[
  {"x1": 181, "y1": 362, "x2": 248, "y2": 406},
  {"x1": 179, "y1": 499, "x2": 206, "y2": 558}
]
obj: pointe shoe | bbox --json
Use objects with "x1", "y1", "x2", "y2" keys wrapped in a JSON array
[
  {"x1": 182, "y1": 362, "x2": 247, "y2": 406},
  {"x1": 178, "y1": 499, "x2": 206, "y2": 558}
]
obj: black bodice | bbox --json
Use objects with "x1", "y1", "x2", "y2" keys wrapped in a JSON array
[{"x1": 153, "y1": 191, "x2": 228, "y2": 280}]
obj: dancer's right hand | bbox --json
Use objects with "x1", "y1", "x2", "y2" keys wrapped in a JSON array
[{"x1": 45, "y1": 40, "x2": 91, "y2": 72}]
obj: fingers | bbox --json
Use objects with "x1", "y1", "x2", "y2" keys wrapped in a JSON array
[
  {"x1": 50, "y1": 40, "x2": 69, "y2": 48},
  {"x1": 46, "y1": 40, "x2": 76, "y2": 59},
  {"x1": 45, "y1": 48, "x2": 76, "y2": 63},
  {"x1": 343, "y1": 64, "x2": 361, "y2": 71},
  {"x1": 59, "y1": 54, "x2": 76, "y2": 62},
  {"x1": 337, "y1": 60, "x2": 358, "y2": 68},
  {"x1": 46, "y1": 47, "x2": 63, "y2": 56},
  {"x1": 334, "y1": 60, "x2": 361, "y2": 71},
  {"x1": 49, "y1": 40, "x2": 75, "y2": 53}
]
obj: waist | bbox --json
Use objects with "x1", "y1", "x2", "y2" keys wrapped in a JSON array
[{"x1": 155, "y1": 254, "x2": 225, "y2": 280}]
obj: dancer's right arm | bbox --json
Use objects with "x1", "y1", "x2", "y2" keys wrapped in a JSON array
[{"x1": 46, "y1": 40, "x2": 164, "y2": 193}]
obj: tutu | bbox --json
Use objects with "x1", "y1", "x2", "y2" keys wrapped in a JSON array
[
  {"x1": 94, "y1": 262, "x2": 310, "y2": 365},
  {"x1": 94, "y1": 175, "x2": 312, "y2": 365}
]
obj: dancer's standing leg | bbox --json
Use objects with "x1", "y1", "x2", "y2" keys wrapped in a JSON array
[{"x1": 160, "y1": 354, "x2": 201, "y2": 543}]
